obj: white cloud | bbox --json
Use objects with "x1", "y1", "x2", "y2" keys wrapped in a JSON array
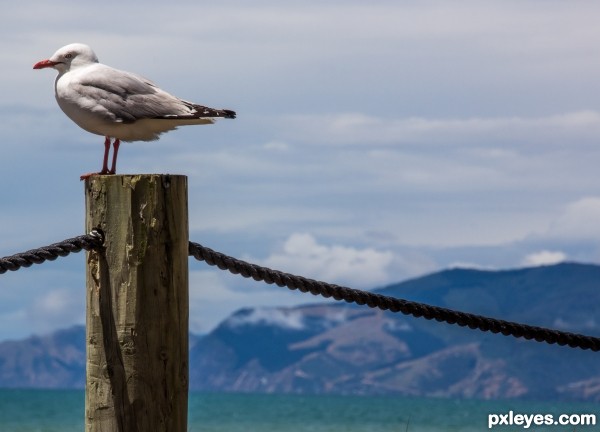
[
  {"x1": 547, "y1": 197, "x2": 600, "y2": 240},
  {"x1": 553, "y1": 317, "x2": 598, "y2": 331},
  {"x1": 262, "y1": 140, "x2": 290, "y2": 151},
  {"x1": 26, "y1": 287, "x2": 85, "y2": 334},
  {"x1": 260, "y1": 233, "x2": 394, "y2": 288},
  {"x1": 189, "y1": 270, "x2": 241, "y2": 334},
  {"x1": 30, "y1": 289, "x2": 74, "y2": 316},
  {"x1": 448, "y1": 262, "x2": 496, "y2": 271},
  {"x1": 188, "y1": 268, "x2": 327, "y2": 334},
  {"x1": 189, "y1": 270, "x2": 232, "y2": 303},
  {"x1": 226, "y1": 307, "x2": 306, "y2": 330},
  {"x1": 276, "y1": 111, "x2": 600, "y2": 147},
  {"x1": 522, "y1": 250, "x2": 567, "y2": 267}
]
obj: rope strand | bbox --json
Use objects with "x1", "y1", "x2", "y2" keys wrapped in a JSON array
[
  {"x1": 2, "y1": 233, "x2": 599, "y2": 352},
  {"x1": 0, "y1": 230, "x2": 104, "y2": 274},
  {"x1": 188, "y1": 241, "x2": 600, "y2": 352}
]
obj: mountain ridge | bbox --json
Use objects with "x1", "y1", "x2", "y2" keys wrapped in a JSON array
[{"x1": 1, "y1": 262, "x2": 599, "y2": 401}]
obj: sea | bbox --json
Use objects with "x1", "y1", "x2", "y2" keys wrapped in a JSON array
[{"x1": 0, "y1": 389, "x2": 598, "y2": 431}]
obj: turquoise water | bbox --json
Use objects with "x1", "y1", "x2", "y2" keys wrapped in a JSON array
[{"x1": 0, "y1": 389, "x2": 598, "y2": 431}]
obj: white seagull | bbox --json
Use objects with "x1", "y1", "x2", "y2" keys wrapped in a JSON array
[{"x1": 33, "y1": 43, "x2": 236, "y2": 179}]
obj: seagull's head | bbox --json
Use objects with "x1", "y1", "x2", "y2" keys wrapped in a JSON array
[{"x1": 33, "y1": 43, "x2": 99, "y2": 73}]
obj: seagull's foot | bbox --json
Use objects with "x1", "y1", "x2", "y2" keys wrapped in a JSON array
[
  {"x1": 79, "y1": 169, "x2": 114, "y2": 181},
  {"x1": 79, "y1": 172, "x2": 96, "y2": 181}
]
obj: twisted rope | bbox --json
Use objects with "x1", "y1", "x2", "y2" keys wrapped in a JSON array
[
  {"x1": 0, "y1": 230, "x2": 104, "y2": 274},
  {"x1": 3, "y1": 233, "x2": 599, "y2": 351},
  {"x1": 189, "y1": 241, "x2": 600, "y2": 352}
]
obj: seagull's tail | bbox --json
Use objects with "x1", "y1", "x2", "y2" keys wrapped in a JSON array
[
  {"x1": 154, "y1": 103, "x2": 236, "y2": 123},
  {"x1": 189, "y1": 104, "x2": 236, "y2": 119},
  {"x1": 200, "y1": 106, "x2": 236, "y2": 119},
  {"x1": 221, "y1": 109, "x2": 237, "y2": 119}
]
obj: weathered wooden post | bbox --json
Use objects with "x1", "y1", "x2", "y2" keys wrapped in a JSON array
[{"x1": 84, "y1": 174, "x2": 189, "y2": 432}]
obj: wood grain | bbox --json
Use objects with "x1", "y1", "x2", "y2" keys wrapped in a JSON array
[{"x1": 84, "y1": 175, "x2": 189, "y2": 432}]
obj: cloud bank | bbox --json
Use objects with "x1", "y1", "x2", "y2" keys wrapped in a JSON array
[{"x1": 2, "y1": 1, "x2": 600, "y2": 338}]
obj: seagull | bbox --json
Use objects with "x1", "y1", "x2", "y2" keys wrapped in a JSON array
[{"x1": 33, "y1": 43, "x2": 236, "y2": 179}]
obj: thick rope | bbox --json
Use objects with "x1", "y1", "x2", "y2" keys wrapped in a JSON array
[
  {"x1": 2, "y1": 234, "x2": 599, "y2": 351},
  {"x1": 189, "y1": 241, "x2": 600, "y2": 352},
  {"x1": 0, "y1": 230, "x2": 104, "y2": 274}
]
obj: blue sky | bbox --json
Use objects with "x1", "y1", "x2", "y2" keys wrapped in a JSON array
[{"x1": 2, "y1": 1, "x2": 600, "y2": 339}]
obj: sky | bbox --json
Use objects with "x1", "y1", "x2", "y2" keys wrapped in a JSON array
[{"x1": 2, "y1": 1, "x2": 600, "y2": 340}]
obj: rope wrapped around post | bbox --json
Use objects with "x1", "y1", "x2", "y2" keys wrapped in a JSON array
[
  {"x1": 189, "y1": 241, "x2": 600, "y2": 352},
  {"x1": 0, "y1": 230, "x2": 104, "y2": 274}
]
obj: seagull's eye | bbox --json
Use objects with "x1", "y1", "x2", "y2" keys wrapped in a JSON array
[{"x1": 64, "y1": 53, "x2": 73, "y2": 59}]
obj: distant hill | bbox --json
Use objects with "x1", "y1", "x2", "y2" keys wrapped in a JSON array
[
  {"x1": 1, "y1": 262, "x2": 600, "y2": 400},
  {"x1": 0, "y1": 328, "x2": 203, "y2": 389},
  {"x1": 190, "y1": 262, "x2": 600, "y2": 400},
  {"x1": 0, "y1": 326, "x2": 85, "y2": 388}
]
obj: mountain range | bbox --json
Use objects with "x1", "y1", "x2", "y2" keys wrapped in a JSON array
[{"x1": 1, "y1": 262, "x2": 599, "y2": 401}]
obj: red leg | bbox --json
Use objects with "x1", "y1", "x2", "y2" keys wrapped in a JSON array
[
  {"x1": 80, "y1": 137, "x2": 113, "y2": 181},
  {"x1": 100, "y1": 137, "x2": 111, "y2": 174},
  {"x1": 109, "y1": 139, "x2": 120, "y2": 174}
]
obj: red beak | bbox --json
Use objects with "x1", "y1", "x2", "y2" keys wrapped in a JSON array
[{"x1": 33, "y1": 59, "x2": 58, "y2": 69}]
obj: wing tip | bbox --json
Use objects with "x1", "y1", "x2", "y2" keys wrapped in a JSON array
[{"x1": 223, "y1": 109, "x2": 236, "y2": 119}]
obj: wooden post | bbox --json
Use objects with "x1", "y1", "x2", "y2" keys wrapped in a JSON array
[{"x1": 84, "y1": 175, "x2": 189, "y2": 432}]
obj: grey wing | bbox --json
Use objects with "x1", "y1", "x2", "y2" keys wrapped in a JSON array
[{"x1": 70, "y1": 66, "x2": 194, "y2": 123}]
